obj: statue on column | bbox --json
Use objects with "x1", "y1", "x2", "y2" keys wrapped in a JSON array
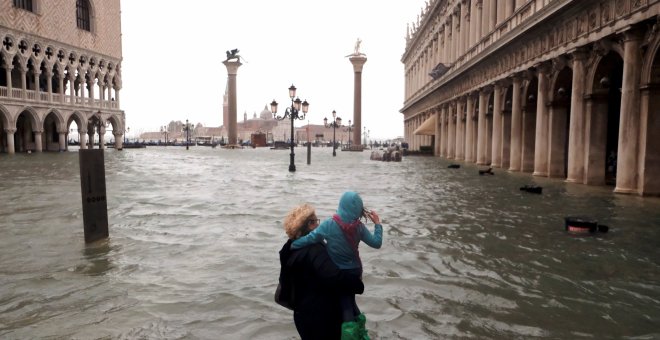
[
  {"x1": 225, "y1": 49, "x2": 241, "y2": 62},
  {"x1": 346, "y1": 38, "x2": 366, "y2": 57}
]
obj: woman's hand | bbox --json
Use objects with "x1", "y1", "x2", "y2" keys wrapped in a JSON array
[{"x1": 368, "y1": 210, "x2": 381, "y2": 224}]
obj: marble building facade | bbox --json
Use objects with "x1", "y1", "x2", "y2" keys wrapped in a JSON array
[
  {"x1": 402, "y1": 0, "x2": 660, "y2": 196},
  {"x1": 0, "y1": 0, "x2": 124, "y2": 153}
]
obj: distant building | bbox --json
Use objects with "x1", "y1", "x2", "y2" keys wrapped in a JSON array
[
  {"x1": 402, "y1": 0, "x2": 660, "y2": 196},
  {"x1": 0, "y1": 0, "x2": 125, "y2": 153}
]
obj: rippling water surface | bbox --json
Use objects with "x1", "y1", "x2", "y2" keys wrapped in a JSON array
[{"x1": 1, "y1": 147, "x2": 659, "y2": 339}]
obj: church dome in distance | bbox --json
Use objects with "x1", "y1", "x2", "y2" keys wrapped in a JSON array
[{"x1": 260, "y1": 105, "x2": 272, "y2": 120}]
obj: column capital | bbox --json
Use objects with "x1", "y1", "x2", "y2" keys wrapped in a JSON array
[
  {"x1": 618, "y1": 25, "x2": 646, "y2": 42},
  {"x1": 4, "y1": 127, "x2": 17, "y2": 134},
  {"x1": 222, "y1": 60, "x2": 242, "y2": 75},
  {"x1": 348, "y1": 55, "x2": 367, "y2": 72},
  {"x1": 568, "y1": 46, "x2": 590, "y2": 60}
]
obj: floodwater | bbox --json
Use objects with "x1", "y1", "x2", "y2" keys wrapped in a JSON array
[{"x1": 1, "y1": 146, "x2": 659, "y2": 339}]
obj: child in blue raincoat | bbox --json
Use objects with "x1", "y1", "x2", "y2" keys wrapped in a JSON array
[{"x1": 291, "y1": 191, "x2": 383, "y2": 332}]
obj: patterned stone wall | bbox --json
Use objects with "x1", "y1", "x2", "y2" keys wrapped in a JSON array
[{"x1": 0, "y1": 0, "x2": 122, "y2": 59}]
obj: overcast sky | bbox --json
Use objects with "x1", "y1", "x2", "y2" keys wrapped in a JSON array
[{"x1": 119, "y1": 0, "x2": 427, "y2": 140}]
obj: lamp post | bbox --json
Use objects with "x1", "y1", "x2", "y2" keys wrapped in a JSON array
[
  {"x1": 124, "y1": 127, "x2": 130, "y2": 144},
  {"x1": 160, "y1": 125, "x2": 168, "y2": 145},
  {"x1": 183, "y1": 119, "x2": 192, "y2": 150},
  {"x1": 271, "y1": 84, "x2": 310, "y2": 172},
  {"x1": 344, "y1": 119, "x2": 353, "y2": 148},
  {"x1": 323, "y1": 110, "x2": 342, "y2": 157}
]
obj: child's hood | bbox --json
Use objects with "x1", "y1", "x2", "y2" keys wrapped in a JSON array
[{"x1": 336, "y1": 191, "x2": 364, "y2": 222}]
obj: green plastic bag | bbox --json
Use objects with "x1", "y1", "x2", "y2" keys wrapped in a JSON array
[{"x1": 341, "y1": 313, "x2": 370, "y2": 340}]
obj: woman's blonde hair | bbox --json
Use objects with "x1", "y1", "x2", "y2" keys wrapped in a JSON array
[{"x1": 284, "y1": 204, "x2": 316, "y2": 239}]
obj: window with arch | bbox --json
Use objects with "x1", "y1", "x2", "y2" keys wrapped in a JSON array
[
  {"x1": 13, "y1": 0, "x2": 33, "y2": 12},
  {"x1": 76, "y1": 0, "x2": 91, "y2": 31}
]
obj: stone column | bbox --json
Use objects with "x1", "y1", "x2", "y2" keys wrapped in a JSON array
[
  {"x1": 34, "y1": 130, "x2": 43, "y2": 152},
  {"x1": 440, "y1": 105, "x2": 447, "y2": 157},
  {"x1": 509, "y1": 75, "x2": 523, "y2": 171},
  {"x1": 534, "y1": 64, "x2": 550, "y2": 176},
  {"x1": 58, "y1": 70, "x2": 65, "y2": 103},
  {"x1": 477, "y1": 89, "x2": 489, "y2": 165},
  {"x1": 615, "y1": 29, "x2": 644, "y2": 194},
  {"x1": 566, "y1": 48, "x2": 589, "y2": 183},
  {"x1": 58, "y1": 129, "x2": 66, "y2": 151},
  {"x1": 481, "y1": 0, "x2": 490, "y2": 37},
  {"x1": 489, "y1": 0, "x2": 497, "y2": 32},
  {"x1": 448, "y1": 103, "x2": 456, "y2": 159},
  {"x1": 114, "y1": 131, "x2": 123, "y2": 150},
  {"x1": 114, "y1": 87, "x2": 121, "y2": 107},
  {"x1": 505, "y1": 0, "x2": 514, "y2": 19},
  {"x1": 434, "y1": 109, "x2": 442, "y2": 157},
  {"x1": 515, "y1": 0, "x2": 525, "y2": 10},
  {"x1": 68, "y1": 73, "x2": 76, "y2": 104},
  {"x1": 475, "y1": 0, "x2": 483, "y2": 45},
  {"x1": 4, "y1": 65, "x2": 12, "y2": 94},
  {"x1": 497, "y1": 0, "x2": 506, "y2": 25},
  {"x1": 46, "y1": 68, "x2": 53, "y2": 102},
  {"x1": 5, "y1": 128, "x2": 16, "y2": 154},
  {"x1": 465, "y1": 95, "x2": 475, "y2": 162},
  {"x1": 33, "y1": 70, "x2": 40, "y2": 99},
  {"x1": 491, "y1": 83, "x2": 503, "y2": 167},
  {"x1": 349, "y1": 55, "x2": 367, "y2": 147},
  {"x1": 88, "y1": 79, "x2": 95, "y2": 106},
  {"x1": 79, "y1": 129, "x2": 87, "y2": 150},
  {"x1": 20, "y1": 67, "x2": 27, "y2": 99},
  {"x1": 456, "y1": 99, "x2": 465, "y2": 160},
  {"x1": 99, "y1": 125, "x2": 106, "y2": 149},
  {"x1": 223, "y1": 60, "x2": 242, "y2": 146}
]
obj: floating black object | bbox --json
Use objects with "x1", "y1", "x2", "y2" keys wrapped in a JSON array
[
  {"x1": 479, "y1": 167, "x2": 494, "y2": 175},
  {"x1": 564, "y1": 216, "x2": 609, "y2": 233},
  {"x1": 448, "y1": 164, "x2": 460, "y2": 169},
  {"x1": 520, "y1": 185, "x2": 543, "y2": 194}
]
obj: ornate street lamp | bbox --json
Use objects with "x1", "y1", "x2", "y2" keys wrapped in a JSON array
[
  {"x1": 182, "y1": 119, "x2": 193, "y2": 150},
  {"x1": 160, "y1": 125, "x2": 168, "y2": 145},
  {"x1": 271, "y1": 84, "x2": 310, "y2": 172},
  {"x1": 344, "y1": 119, "x2": 353, "y2": 148},
  {"x1": 323, "y1": 110, "x2": 342, "y2": 157}
]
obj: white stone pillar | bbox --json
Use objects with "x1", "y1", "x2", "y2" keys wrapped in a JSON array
[
  {"x1": 114, "y1": 131, "x2": 123, "y2": 150},
  {"x1": 88, "y1": 79, "x2": 95, "y2": 106},
  {"x1": 448, "y1": 104, "x2": 456, "y2": 159},
  {"x1": 534, "y1": 64, "x2": 550, "y2": 176},
  {"x1": 34, "y1": 130, "x2": 43, "y2": 152},
  {"x1": 497, "y1": 0, "x2": 507, "y2": 25},
  {"x1": 99, "y1": 126, "x2": 106, "y2": 149},
  {"x1": 491, "y1": 83, "x2": 503, "y2": 167},
  {"x1": 481, "y1": 0, "x2": 490, "y2": 38},
  {"x1": 5, "y1": 128, "x2": 16, "y2": 154},
  {"x1": 440, "y1": 105, "x2": 447, "y2": 157},
  {"x1": 477, "y1": 89, "x2": 489, "y2": 165},
  {"x1": 489, "y1": 0, "x2": 497, "y2": 32},
  {"x1": 68, "y1": 73, "x2": 76, "y2": 104},
  {"x1": 475, "y1": 0, "x2": 483, "y2": 45},
  {"x1": 435, "y1": 109, "x2": 442, "y2": 157},
  {"x1": 58, "y1": 130, "x2": 66, "y2": 151},
  {"x1": 509, "y1": 75, "x2": 523, "y2": 171},
  {"x1": 4, "y1": 65, "x2": 12, "y2": 94},
  {"x1": 58, "y1": 71, "x2": 65, "y2": 103},
  {"x1": 20, "y1": 68, "x2": 27, "y2": 99},
  {"x1": 466, "y1": 95, "x2": 475, "y2": 162},
  {"x1": 456, "y1": 99, "x2": 464, "y2": 160},
  {"x1": 615, "y1": 29, "x2": 644, "y2": 194},
  {"x1": 566, "y1": 49, "x2": 589, "y2": 183},
  {"x1": 79, "y1": 129, "x2": 87, "y2": 150},
  {"x1": 46, "y1": 68, "x2": 53, "y2": 102},
  {"x1": 33, "y1": 70, "x2": 40, "y2": 98},
  {"x1": 505, "y1": 0, "x2": 514, "y2": 19}
]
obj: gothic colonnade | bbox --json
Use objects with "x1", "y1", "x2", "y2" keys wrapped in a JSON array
[{"x1": 0, "y1": 31, "x2": 125, "y2": 153}]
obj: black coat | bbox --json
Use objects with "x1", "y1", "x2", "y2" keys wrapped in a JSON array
[{"x1": 279, "y1": 239, "x2": 364, "y2": 340}]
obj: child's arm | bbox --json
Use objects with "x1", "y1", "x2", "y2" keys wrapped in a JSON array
[
  {"x1": 291, "y1": 223, "x2": 326, "y2": 249},
  {"x1": 360, "y1": 210, "x2": 383, "y2": 249}
]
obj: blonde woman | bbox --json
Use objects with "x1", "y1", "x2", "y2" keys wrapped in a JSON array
[{"x1": 278, "y1": 204, "x2": 364, "y2": 340}]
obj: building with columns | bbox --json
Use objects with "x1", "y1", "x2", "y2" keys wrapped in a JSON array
[
  {"x1": 0, "y1": 0, "x2": 125, "y2": 154},
  {"x1": 402, "y1": 0, "x2": 660, "y2": 196}
]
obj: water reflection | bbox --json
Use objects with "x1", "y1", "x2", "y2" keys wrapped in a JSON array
[{"x1": 1, "y1": 148, "x2": 659, "y2": 339}]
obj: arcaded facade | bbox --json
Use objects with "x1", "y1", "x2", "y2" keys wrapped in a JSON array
[
  {"x1": 402, "y1": 0, "x2": 660, "y2": 196},
  {"x1": 0, "y1": 0, "x2": 124, "y2": 153}
]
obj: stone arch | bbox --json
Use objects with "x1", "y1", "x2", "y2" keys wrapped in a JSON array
[
  {"x1": 43, "y1": 110, "x2": 63, "y2": 151},
  {"x1": 583, "y1": 51, "x2": 624, "y2": 186},
  {"x1": 13, "y1": 106, "x2": 39, "y2": 152}
]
